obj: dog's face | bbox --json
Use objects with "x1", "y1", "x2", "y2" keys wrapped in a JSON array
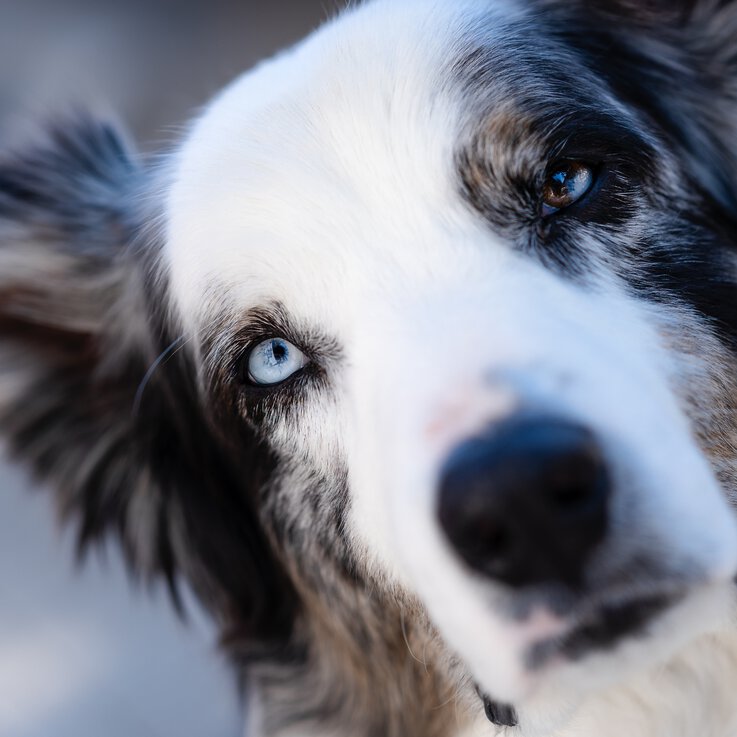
[
  {"x1": 4, "y1": 1, "x2": 737, "y2": 735},
  {"x1": 169, "y1": 0, "x2": 737, "y2": 719}
]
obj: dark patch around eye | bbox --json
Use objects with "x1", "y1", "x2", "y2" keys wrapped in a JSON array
[
  {"x1": 457, "y1": 104, "x2": 658, "y2": 239},
  {"x1": 537, "y1": 7, "x2": 737, "y2": 216},
  {"x1": 200, "y1": 301, "x2": 340, "y2": 429},
  {"x1": 453, "y1": 28, "x2": 661, "y2": 261}
]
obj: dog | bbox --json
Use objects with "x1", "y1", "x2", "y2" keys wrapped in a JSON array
[{"x1": 2, "y1": 0, "x2": 737, "y2": 735}]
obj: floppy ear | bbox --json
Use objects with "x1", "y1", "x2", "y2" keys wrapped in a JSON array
[
  {"x1": 538, "y1": 0, "x2": 737, "y2": 212},
  {"x1": 0, "y1": 118, "x2": 297, "y2": 656}
]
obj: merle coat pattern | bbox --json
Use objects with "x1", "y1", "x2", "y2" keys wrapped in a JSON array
[{"x1": 2, "y1": 2, "x2": 737, "y2": 736}]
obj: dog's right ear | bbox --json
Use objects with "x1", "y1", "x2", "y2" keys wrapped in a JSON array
[{"x1": 0, "y1": 118, "x2": 298, "y2": 657}]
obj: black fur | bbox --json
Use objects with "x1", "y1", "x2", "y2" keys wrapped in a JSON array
[
  {"x1": 0, "y1": 119, "x2": 299, "y2": 661},
  {"x1": 456, "y1": 0, "x2": 737, "y2": 344}
]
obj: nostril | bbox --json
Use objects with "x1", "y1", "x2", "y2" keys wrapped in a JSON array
[
  {"x1": 457, "y1": 520, "x2": 513, "y2": 570},
  {"x1": 546, "y1": 460, "x2": 607, "y2": 513},
  {"x1": 550, "y1": 482, "x2": 592, "y2": 509},
  {"x1": 486, "y1": 524, "x2": 510, "y2": 558},
  {"x1": 546, "y1": 452, "x2": 608, "y2": 514}
]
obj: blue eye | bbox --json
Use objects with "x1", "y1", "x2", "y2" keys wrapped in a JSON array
[
  {"x1": 542, "y1": 162, "x2": 594, "y2": 217},
  {"x1": 247, "y1": 338, "x2": 308, "y2": 386}
]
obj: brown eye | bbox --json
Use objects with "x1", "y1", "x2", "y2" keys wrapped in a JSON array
[{"x1": 542, "y1": 162, "x2": 594, "y2": 217}]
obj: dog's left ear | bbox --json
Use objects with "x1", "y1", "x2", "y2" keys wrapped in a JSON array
[
  {"x1": 540, "y1": 0, "x2": 737, "y2": 212},
  {"x1": 0, "y1": 118, "x2": 298, "y2": 656}
]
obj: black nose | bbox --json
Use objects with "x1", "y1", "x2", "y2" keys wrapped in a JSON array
[{"x1": 437, "y1": 415, "x2": 609, "y2": 588}]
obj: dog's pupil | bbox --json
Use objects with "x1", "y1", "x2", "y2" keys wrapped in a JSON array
[
  {"x1": 272, "y1": 341, "x2": 287, "y2": 362},
  {"x1": 547, "y1": 167, "x2": 573, "y2": 204}
]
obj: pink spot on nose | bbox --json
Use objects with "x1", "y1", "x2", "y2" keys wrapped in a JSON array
[{"x1": 425, "y1": 384, "x2": 518, "y2": 458}]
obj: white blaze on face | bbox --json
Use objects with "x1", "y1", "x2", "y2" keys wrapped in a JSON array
[{"x1": 162, "y1": 0, "x2": 737, "y2": 723}]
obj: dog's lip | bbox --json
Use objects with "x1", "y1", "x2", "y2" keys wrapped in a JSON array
[{"x1": 525, "y1": 591, "x2": 677, "y2": 669}]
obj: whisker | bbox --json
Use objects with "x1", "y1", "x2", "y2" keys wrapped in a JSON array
[
  {"x1": 400, "y1": 609, "x2": 428, "y2": 667},
  {"x1": 132, "y1": 335, "x2": 188, "y2": 417}
]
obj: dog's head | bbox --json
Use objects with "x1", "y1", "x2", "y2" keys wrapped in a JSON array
[{"x1": 3, "y1": 0, "x2": 737, "y2": 734}]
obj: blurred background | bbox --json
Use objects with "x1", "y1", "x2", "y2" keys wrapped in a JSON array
[{"x1": 0, "y1": 2, "x2": 333, "y2": 736}]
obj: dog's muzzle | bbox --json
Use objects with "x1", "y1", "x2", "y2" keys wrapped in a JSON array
[{"x1": 436, "y1": 414, "x2": 610, "y2": 589}]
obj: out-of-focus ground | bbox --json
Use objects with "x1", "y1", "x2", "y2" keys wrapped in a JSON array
[{"x1": 0, "y1": 2, "x2": 330, "y2": 735}]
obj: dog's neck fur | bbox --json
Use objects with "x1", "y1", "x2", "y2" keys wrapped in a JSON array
[
  {"x1": 248, "y1": 621, "x2": 737, "y2": 737},
  {"x1": 247, "y1": 556, "x2": 476, "y2": 737},
  {"x1": 552, "y1": 628, "x2": 737, "y2": 737}
]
